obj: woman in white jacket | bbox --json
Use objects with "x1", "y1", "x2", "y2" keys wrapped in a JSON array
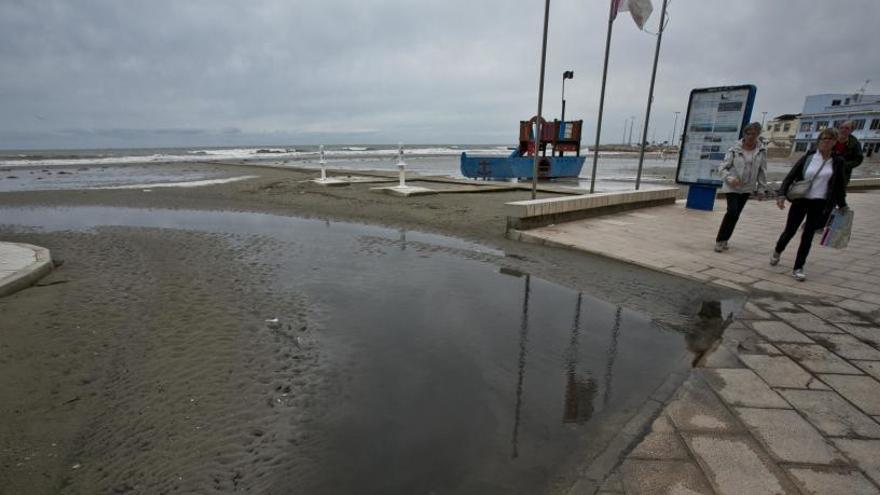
[{"x1": 714, "y1": 122, "x2": 768, "y2": 252}]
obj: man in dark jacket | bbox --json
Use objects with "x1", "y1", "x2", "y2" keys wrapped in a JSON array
[{"x1": 834, "y1": 120, "x2": 864, "y2": 184}]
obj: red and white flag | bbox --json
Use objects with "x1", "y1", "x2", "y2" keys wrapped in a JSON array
[{"x1": 611, "y1": 0, "x2": 653, "y2": 29}]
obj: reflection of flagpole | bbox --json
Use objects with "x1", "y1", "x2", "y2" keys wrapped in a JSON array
[
  {"x1": 602, "y1": 306, "x2": 622, "y2": 405},
  {"x1": 511, "y1": 275, "x2": 531, "y2": 459},
  {"x1": 589, "y1": 0, "x2": 618, "y2": 194},
  {"x1": 635, "y1": 0, "x2": 669, "y2": 190},
  {"x1": 563, "y1": 293, "x2": 584, "y2": 423},
  {"x1": 530, "y1": 0, "x2": 552, "y2": 200}
]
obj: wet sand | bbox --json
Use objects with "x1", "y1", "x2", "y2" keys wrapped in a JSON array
[{"x1": 0, "y1": 162, "x2": 736, "y2": 494}]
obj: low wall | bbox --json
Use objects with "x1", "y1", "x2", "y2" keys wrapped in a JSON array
[
  {"x1": 505, "y1": 187, "x2": 679, "y2": 231},
  {"x1": 850, "y1": 177, "x2": 880, "y2": 189}
]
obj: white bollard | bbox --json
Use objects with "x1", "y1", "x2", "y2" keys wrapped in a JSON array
[
  {"x1": 319, "y1": 144, "x2": 327, "y2": 181},
  {"x1": 397, "y1": 143, "x2": 406, "y2": 187}
]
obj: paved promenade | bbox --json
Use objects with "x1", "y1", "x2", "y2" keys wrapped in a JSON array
[
  {"x1": 516, "y1": 190, "x2": 880, "y2": 494},
  {"x1": 519, "y1": 189, "x2": 880, "y2": 308}
]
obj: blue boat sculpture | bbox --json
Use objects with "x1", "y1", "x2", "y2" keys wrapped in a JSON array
[{"x1": 461, "y1": 117, "x2": 586, "y2": 180}]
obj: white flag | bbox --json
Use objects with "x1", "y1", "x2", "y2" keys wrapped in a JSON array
[{"x1": 617, "y1": 0, "x2": 653, "y2": 30}]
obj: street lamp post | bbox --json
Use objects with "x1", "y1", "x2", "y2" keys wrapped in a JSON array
[
  {"x1": 761, "y1": 111, "x2": 768, "y2": 128},
  {"x1": 622, "y1": 118, "x2": 629, "y2": 145},
  {"x1": 561, "y1": 71, "x2": 574, "y2": 122},
  {"x1": 671, "y1": 111, "x2": 680, "y2": 149}
]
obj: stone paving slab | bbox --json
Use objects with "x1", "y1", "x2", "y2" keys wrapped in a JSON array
[
  {"x1": 666, "y1": 376, "x2": 743, "y2": 433},
  {"x1": 739, "y1": 353, "x2": 826, "y2": 389},
  {"x1": 749, "y1": 320, "x2": 815, "y2": 343},
  {"x1": 819, "y1": 375, "x2": 880, "y2": 416},
  {"x1": 627, "y1": 431, "x2": 690, "y2": 461},
  {"x1": 808, "y1": 333, "x2": 880, "y2": 361},
  {"x1": 833, "y1": 439, "x2": 880, "y2": 486},
  {"x1": 701, "y1": 368, "x2": 790, "y2": 409},
  {"x1": 776, "y1": 343, "x2": 863, "y2": 375},
  {"x1": 619, "y1": 459, "x2": 714, "y2": 495},
  {"x1": 785, "y1": 467, "x2": 880, "y2": 495},
  {"x1": 778, "y1": 389, "x2": 880, "y2": 439},
  {"x1": 734, "y1": 407, "x2": 847, "y2": 465},
  {"x1": 854, "y1": 361, "x2": 880, "y2": 381},
  {"x1": 776, "y1": 312, "x2": 846, "y2": 334},
  {"x1": 834, "y1": 323, "x2": 880, "y2": 348},
  {"x1": 683, "y1": 432, "x2": 800, "y2": 495},
  {"x1": 800, "y1": 304, "x2": 871, "y2": 324}
]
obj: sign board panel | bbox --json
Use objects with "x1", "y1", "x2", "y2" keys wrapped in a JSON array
[{"x1": 675, "y1": 85, "x2": 756, "y2": 186}]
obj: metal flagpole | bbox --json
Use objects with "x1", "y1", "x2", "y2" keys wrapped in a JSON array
[
  {"x1": 589, "y1": 0, "x2": 617, "y2": 194},
  {"x1": 531, "y1": 0, "x2": 552, "y2": 200},
  {"x1": 635, "y1": 0, "x2": 669, "y2": 190}
]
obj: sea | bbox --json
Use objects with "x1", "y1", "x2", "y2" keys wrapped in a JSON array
[{"x1": 0, "y1": 144, "x2": 705, "y2": 192}]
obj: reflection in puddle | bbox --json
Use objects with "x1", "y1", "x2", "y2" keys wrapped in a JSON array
[
  {"x1": 2, "y1": 206, "x2": 695, "y2": 495},
  {"x1": 562, "y1": 293, "x2": 598, "y2": 426},
  {"x1": 687, "y1": 300, "x2": 735, "y2": 367}
]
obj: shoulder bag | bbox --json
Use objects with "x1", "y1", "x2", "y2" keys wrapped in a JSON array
[{"x1": 786, "y1": 157, "x2": 829, "y2": 201}]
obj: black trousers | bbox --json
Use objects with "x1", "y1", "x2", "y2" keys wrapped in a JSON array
[
  {"x1": 774, "y1": 199, "x2": 829, "y2": 270},
  {"x1": 716, "y1": 193, "x2": 751, "y2": 242}
]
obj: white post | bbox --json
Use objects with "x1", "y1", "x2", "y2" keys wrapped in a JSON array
[
  {"x1": 319, "y1": 144, "x2": 327, "y2": 181},
  {"x1": 397, "y1": 142, "x2": 406, "y2": 187}
]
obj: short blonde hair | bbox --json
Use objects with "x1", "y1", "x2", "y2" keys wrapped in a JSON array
[{"x1": 818, "y1": 127, "x2": 839, "y2": 142}]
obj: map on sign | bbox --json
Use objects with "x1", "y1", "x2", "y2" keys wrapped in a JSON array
[{"x1": 676, "y1": 85, "x2": 756, "y2": 185}]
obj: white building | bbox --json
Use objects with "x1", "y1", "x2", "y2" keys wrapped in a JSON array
[{"x1": 793, "y1": 93, "x2": 880, "y2": 158}]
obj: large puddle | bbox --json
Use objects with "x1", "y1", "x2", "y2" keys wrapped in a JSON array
[{"x1": 2, "y1": 206, "x2": 705, "y2": 493}]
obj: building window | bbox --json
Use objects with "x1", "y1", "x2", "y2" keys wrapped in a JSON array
[
  {"x1": 853, "y1": 119, "x2": 866, "y2": 130},
  {"x1": 783, "y1": 123, "x2": 791, "y2": 131},
  {"x1": 800, "y1": 122, "x2": 812, "y2": 132},
  {"x1": 871, "y1": 119, "x2": 880, "y2": 130},
  {"x1": 795, "y1": 142, "x2": 808, "y2": 152},
  {"x1": 774, "y1": 124, "x2": 781, "y2": 132},
  {"x1": 833, "y1": 120, "x2": 844, "y2": 128},
  {"x1": 832, "y1": 99, "x2": 841, "y2": 106},
  {"x1": 816, "y1": 121, "x2": 829, "y2": 131},
  {"x1": 766, "y1": 124, "x2": 773, "y2": 131},
  {"x1": 845, "y1": 98, "x2": 851, "y2": 105}
]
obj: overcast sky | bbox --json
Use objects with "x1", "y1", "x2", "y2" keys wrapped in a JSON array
[{"x1": 2, "y1": 0, "x2": 878, "y2": 149}]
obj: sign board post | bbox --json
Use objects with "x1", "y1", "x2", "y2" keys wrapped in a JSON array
[{"x1": 675, "y1": 85, "x2": 757, "y2": 210}]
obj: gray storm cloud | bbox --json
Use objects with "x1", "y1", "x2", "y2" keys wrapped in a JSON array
[{"x1": 1, "y1": 0, "x2": 877, "y2": 148}]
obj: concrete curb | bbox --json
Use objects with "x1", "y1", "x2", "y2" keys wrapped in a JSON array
[{"x1": 0, "y1": 242, "x2": 53, "y2": 297}]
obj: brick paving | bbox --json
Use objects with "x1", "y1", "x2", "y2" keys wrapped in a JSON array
[{"x1": 519, "y1": 190, "x2": 880, "y2": 494}]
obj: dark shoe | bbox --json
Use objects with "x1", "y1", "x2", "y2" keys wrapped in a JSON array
[{"x1": 770, "y1": 251, "x2": 781, "y2": 266}]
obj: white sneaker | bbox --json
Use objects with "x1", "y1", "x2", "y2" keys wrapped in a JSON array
[
  {"x1": 792, "y1": 269, "x2": 806, "y2": 281},
  {"x1": 770, "y1": 251, "x2": 781, "y2": 266},
  {"x1": 722, "y1": 241, "x2": 729, "y2": 251},
  {"x1": 714, "y1": 242, "x2": 724, "y2": 253}
]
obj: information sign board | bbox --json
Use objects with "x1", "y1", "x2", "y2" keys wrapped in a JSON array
[{"x1": 675, "y1": 85, "x2": 756, "y2": 186}]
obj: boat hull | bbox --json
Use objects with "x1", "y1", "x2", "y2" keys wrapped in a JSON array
[{"x1": 460, "y1": 152, "x2": 585, "y2": 180}]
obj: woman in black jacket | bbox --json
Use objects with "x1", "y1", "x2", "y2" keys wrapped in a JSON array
[{"x1": 771, "y1": 127, "x2": 848, "y2": 281}]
